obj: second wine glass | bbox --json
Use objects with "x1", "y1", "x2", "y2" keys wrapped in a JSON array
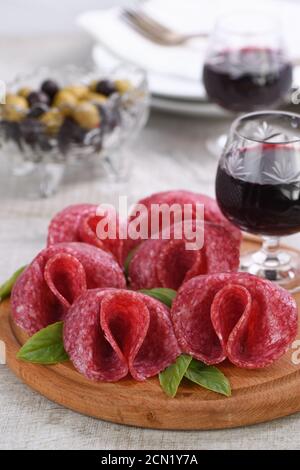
[{"x1": 203, "y1": 12, "x2": 293, "y2": 154}]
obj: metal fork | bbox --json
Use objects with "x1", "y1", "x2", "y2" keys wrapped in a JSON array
[{"x1": 121, "y1": 9, "x2": 207, "y2": 46}]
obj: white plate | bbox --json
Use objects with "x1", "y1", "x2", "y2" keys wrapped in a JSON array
[
  {"x1": 92, "y1": 44, "x2": 206, "y2": 102},
  {"x1": 150, "y1": 95, "x2": 230, "y2": 117},
  {"x1": 92, "y1": 44, "x2": 223, "y2": 116}
]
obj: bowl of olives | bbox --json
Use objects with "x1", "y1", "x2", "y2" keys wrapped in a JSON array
[{"x1": 0, "y1": 65, "x2": 149, "y2": 197}]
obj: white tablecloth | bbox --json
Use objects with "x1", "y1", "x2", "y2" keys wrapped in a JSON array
[{"x1": 1, "y1": 31, "x2": 300, "y2": 451}]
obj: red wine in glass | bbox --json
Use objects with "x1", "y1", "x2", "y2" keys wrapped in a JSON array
[
  {"x1": 215, "y1": 111, "x2": 300, "y2": 286},
  {"x1": 216, "y1": 145, "x2": 300, "y2": 236},
  {"x1": 203, "y1": 48, "x2": 293, "y2": 112}
]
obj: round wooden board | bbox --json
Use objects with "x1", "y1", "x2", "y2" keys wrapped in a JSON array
[{"x1": 1, "y1": 237, "x2": 300, "y2": 430}]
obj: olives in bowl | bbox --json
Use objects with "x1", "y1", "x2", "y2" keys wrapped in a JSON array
[{"x1": 0, "y1": 65, "x2": 149, "y2": 197}]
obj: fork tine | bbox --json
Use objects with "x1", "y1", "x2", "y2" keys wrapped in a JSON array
[
  {"x1": 121, "y1": 11, "x2": 171, "y2": 45},
  {"x1": 122, "y1": 11, "x2": 170, "y2": 43},
  {"x1": 123, "y1": 9, "x2": 172, "y2": 35},
  {"x1": 121, "y1": 8, "x2": 207, "y2": 46},
  {"x1": 122, "y1": 10, "x2": 162, "y2": 37}
]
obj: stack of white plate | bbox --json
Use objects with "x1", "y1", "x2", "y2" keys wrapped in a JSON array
[{"x1": 78, "y1": 0, "x2": 300, "y2": 117}]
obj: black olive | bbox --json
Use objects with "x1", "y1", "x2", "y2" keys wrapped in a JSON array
[
  {"x1": 38, "y1": 134, "x2": 53, "y2": 152},
  {"x1": 1, "y1": 121, "x2": 23, "y2": 151},
  {"x1": 95, "y1": 80, "x2": 116, "y2": 96},
  {"x1": 20, "y1": 118, "x2": 44, "y2": 146},
  {"x1": 27, "y1": 103, "x2": 49, "y2": 119},
  {"x1": 41, "y1": 79, "x2": 60, "y2": 101},
  {"x1": 27, "y1": 91, "x2": 49, "y2": 107},
  {"x1": 57, "y1": 117, "x2": 85, "y2": 154}
]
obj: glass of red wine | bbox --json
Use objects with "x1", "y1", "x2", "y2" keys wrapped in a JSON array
[
  {"x1": 203, "y1": 13, "x2": 293, "y2": 155},
  {"x1": 216, "y1": 111, "x2": 300, "y2": 286}
]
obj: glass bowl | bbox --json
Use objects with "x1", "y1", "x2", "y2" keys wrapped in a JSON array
[{"x1": 0, "y1": 64, "x2": 149, "y2": 197}]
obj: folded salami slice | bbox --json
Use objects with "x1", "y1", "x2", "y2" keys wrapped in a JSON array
[
  {"x1": 11, "y1": 242, "x2": 126, "y2": 335},
  {"x1": 129, "y1": 190, "x2": 241, "y2": 242},
  {"x1": 47, "y1": 204, "x2": 96, "y2": 246},
  {"x1": 128, "y1": 222, "x2": 240, "y2": 290},
  {"x1": 47, "y1": 204, "x2": 127, "y2": 264},
  {"x1": 64, "y1": 289, "x2": 180, "y2": 381},
  {"x1": 171, "y1": 272, "x2": 298, "y2": 368}
]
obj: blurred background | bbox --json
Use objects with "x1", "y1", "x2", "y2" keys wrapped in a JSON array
[
  {"x1": 0, "y1": 1, "x2": 125, "y2": 35},
  {"x1": 1, "y1": 0, "x2": 300, "y2": 272},
  {"x1": 2, "y1": 0, "x2": 300, "y2": 193}
]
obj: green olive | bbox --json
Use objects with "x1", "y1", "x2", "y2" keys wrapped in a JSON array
[
  {"x1": 73, "y1": 102, "x2": 100, "y2": 129},
  {"x1": 18, "y1": 87, "x2": 32, "y2": 99},
  {"x1": 53, "y1": 90, "x2": 77, "y2": 116},
  {"x1": 64, "y1": 84, "x2": 89, "y2": 100},
  {"x1": 5, "y1": 94, "x2": 28, "y2": 108},
  {"x1": 114, "y1": 79, "x2": 133, "y2": 94},
  {"x1": 40, "y1": 108, "x2": 64, "y2": 134},
  {"x1": 84, "y1": 92, "x2": 107, "y2": 105},
  {"x1": 3, "y1": 94, "x2": 28, "y2": 121},
  {"x1": 89, "y1": 80, "x2": 98, "y2": 92}
]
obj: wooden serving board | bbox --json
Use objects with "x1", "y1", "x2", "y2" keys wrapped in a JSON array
[{"x1": 1, "y1": 238, "x2": 300, "y2": 430}]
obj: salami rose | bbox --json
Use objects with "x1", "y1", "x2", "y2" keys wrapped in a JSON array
[
  {"x1": 47, "y1": 204, "x2": 127, "y2": 264},
  {"x1": 47, "y1": 204, "x2": 96, "y2": 246},
  {"x1": 64, "y1": 289, "x2": 180, "y2": 381},
  {"x1": 11, "y1": 242, "x2": 126, "y2": 335},
  {"x1": 171, "y1": 272, "x2": 298, "y2": 368},
  {"x1": 128, "y1": 222, "x2": 240, "y2": 290}
]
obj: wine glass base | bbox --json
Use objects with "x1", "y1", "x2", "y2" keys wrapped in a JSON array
[{"x1": 240, "y1": 247, "x2": 300, "y2": 287}]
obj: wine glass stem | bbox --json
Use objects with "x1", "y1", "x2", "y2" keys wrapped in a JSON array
[
  {"x1": 261, "y1": 236, "x2": 280, "y2": 258},
  {"x1": 240, "y1": 235, "x2": 298, "y2": 284},
  {"x1": 253, "y1": 236, "x2": 291, "y2": 268}
]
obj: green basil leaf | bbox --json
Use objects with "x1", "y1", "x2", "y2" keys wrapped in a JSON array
[
  {"x1": 184, "y1": 359, "x2": 231, "y2": 397},
  {"x1": 139, "y1": 288, "x2": 177, "y2": 308},
  {"x1": 0, "y1": 266, "x2": 26, "y2": 302},
  {"x1": 17, "y1": 321, "x2": 69, "y2": 364},
  {"x1": 159, "y1": 354, "x2": 192, "y2": 397}
]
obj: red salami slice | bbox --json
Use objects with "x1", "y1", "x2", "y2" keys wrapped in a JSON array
[
  {"x1": 64, "y1": 289, "x2": 180, "y2": 381},
  {"x1": 47, "y1": 204, "x2": 127, "y2": 265},
  {"x1": 11, "y1": 242, "x2": 126, "y2": 335},
  {"x1": 129, "y1": 190, "x2": 241, "y2": 242},
  {"x1": 77, "y1": 210, "x2": 127, "y2": 265},
  {"x1": 171, "y1": 272, "x2": 298, "y2": 368},
  {"x1": 47, "y1": 204, "x2": 96, "y2": 246},
  {"x1": 128, "y1": 222, "x2": 240, "y2": 290}
]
